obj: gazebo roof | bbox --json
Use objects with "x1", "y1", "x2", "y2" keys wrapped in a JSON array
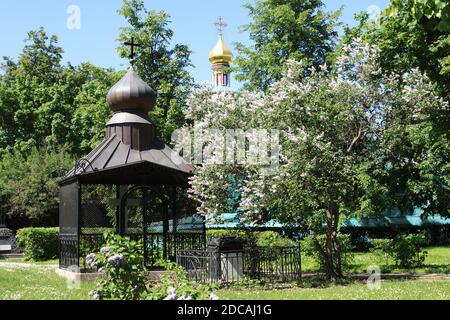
[{"x1": 62, "y1": 133, "x2": 192, "y2": 186}]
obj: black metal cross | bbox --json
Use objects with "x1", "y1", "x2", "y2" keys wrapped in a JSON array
[
  {"x1": 124, "y1": 37, "x2": 142, "y2": 62},
  {"x1": 214, "y1": 16, "x2": 227, "y2": 35}
]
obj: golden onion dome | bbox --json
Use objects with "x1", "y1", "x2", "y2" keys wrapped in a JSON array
[{"x1": 208, "y1": 35, "x2": 233, "y2": 65}]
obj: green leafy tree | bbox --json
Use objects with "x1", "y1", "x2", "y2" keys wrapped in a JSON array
[
  {"x1": 342, "y1": 1, "x2": 450, "y2": 100},
  {"x1": 386, "y1": 0, "x2": 450, "y2": 99},
  {"x1": 339, "y1": 1, "x2": 450, "y2": 219},
  {"x1": 0, "y1": 146, "x2": 74, "y2": 228},
  {"x1": 0, "y1": 27, "x2": 64, "y2": 151},
  {"x1": 0, "y1": 28, "x2": 119, "y2": 156},
  {"x1": 69, "y1": 63, "x2": 121, "y2": 154},
  {"x1": 117, "y1": 0, "x2": 194, "y2": 143},
  {"x1": 387, "y1": 0, "x2": 450, "y2": 32},
  {"x1": 371, "y1": 71, "x2": 450, "y2": 218},
  {"x1": 234, "y1": 0, "x2": 341, "y2": 92}
]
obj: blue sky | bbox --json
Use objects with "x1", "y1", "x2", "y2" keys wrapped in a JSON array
[{"x1": 1, "y1": 0, "x2": 389, "y2": 88}]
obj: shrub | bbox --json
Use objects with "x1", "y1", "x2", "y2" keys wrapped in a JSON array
[
  {"x1": 87, "y1": 233, "x2": 147, "y2": 300},
  {"x1": 257, "y1": 231, "x2": 296, "y2": 247},
  {"x1": 206, "y1": 229, "x2": 296, "y2": 247},
  {"x1": 206, "y1": 229, "x2": 245, "y2": 241},
  {"x1": 88, "y1": 234, "x2": 217, "y2": 300},
  {"x1": 16, "y1": 227, "x2": 59, "y2": 261},
  {"x1": 371, "y1": 233, "x2": 428, "y2": 268},
  {"x1": 143, "y1": 261, "x2": 217, "y2": 300},
  {"x1": 301, "y1": 233, "x2": 354, "y2": 272}
]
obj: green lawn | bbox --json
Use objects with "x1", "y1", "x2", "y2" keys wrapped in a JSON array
[
  {"x1": 302, "y1": 245, "x2": 450, "y2": 274},
  {"x1": 0, "y1": 265, "x2": 447, "y2": 300},
  {"x1": 0, "y1": 265, "x2": 94, "y2": 300},
  {"x1": 218, "y1": 280, "x2": 450, "y2": 300},
  {"x1": 0, "y1": 246, "x2": 448, "y2": 300}
]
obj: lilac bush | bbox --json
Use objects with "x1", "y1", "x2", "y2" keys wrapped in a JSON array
[
  {"x1": 87, "y1": 233, "x2": 146, "y2": 300},
  {"x1": 143, "y1": 261, "x2": 217, "y2": 301},
  {"x1": 87, "y1": 235, "x2": 216, "y2": 300}
]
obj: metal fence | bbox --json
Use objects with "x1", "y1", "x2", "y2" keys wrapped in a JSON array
[
  {"x1": 176, "y1": 246, "x2": 301, "y2": 283},
  {"x1": 61, "y1": 184, "x2": 207, "y2": 270}
]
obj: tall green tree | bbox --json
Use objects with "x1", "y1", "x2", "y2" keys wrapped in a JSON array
[
  {"x1": 69, "y1": 63, "x2": 121, "y2": 155},
  {"x1": 0, "y1": 27, "x2": 64, "y2": 152},
  {"x1": 342, "y1": 1, "x2": 450, "y2": 100},
  {"x1": 234, "y1": 0, "x2": 341, "y2": 92},
  {"x1": 339, "y1": 1, "x2": 450, "y2": 219},
  {"x1": 117, "y1": 0, "x2": 194, "y2": 143},
  {"x1": 387, "y1": 0, "x2": 450, "y2": 99},
  {"x1": 0, "y1": 28, "x2": 119, "y2": 156}
]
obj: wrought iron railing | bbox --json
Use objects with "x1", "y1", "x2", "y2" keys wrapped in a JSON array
[
  {"x1": 176, "y1": 246, "x2": 301, "y2": 283},
  {"x1": 59, "y1": 234, "x2": 79, "y2": 269}
]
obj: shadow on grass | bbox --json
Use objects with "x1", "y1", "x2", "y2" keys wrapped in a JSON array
[
  {"x1": 295, "y1": 275, "x2": 352, "y2": 289},
  {"x1": 421, "y1": 264, "x2": 450, "y2": 274},
  {"x1": 344, "y1": 263, "x2": 450, "y2": 275},
  {"x1": 217, "y1": 268, "x2": 449, "y2": 294}
]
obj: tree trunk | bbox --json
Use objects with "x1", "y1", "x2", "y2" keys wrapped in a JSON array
[{"x1": 324, "y1": 207, "x2": 343, "y2": 280}]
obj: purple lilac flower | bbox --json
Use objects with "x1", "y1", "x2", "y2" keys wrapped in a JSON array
[
  {"x1": 107, "y1": 254, "x2": 124, "y2": 266},
  {"x1": 100, "y1": 247, "x2": 111, "y2": 254},
  {"x1": 98, "y1": 267, "x2": 105, "y2": 273},
  {"x1": 86, "y1": 253, "x2": 96, "y2": 260},
  {"x1": 178, "y1": 296, "x2": 193, "y2": 301},
  {"x1": 87, "y1": 260, "x2": 97, "y2": 268}
]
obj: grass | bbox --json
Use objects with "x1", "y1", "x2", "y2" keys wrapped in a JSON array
[
  {"x1": 218, "y1": 279, "x2": 450, "y2": 300},
  {"x1": 0, "y1": 265, "x2": 94, "y2": 300},
  {"x1": 301, "y1": 245, "x2": 450, "y2": 274},
  {"x1": 0, "y1": 264, "x2": 448, "y2": 300},
  {"x1": 0, "y1": 245, "x2": 448, "y2": 300}
]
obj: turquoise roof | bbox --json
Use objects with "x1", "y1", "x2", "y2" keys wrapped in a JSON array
[
  {"x1": 342, "y1": 208, "x2": 450, "y2": 228},
  {"x1": 206, "y1": 208, "x2": 450, "y2": 230},
  {"x1": 205, "y1": 213, "x2": 284, "y2": 229}
]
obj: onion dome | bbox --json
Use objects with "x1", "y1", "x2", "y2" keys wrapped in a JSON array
[
  {"x1": 106, "y1": 67, "x2": 156, "y2": 113},
  {"x1": 208, "y1": 35, "x2": 233, "y2": 65}
]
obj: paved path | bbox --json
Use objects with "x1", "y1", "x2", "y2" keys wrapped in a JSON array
[
  {"x1": 0, "y1": 262, "x2": 58, "y2": 269},
  {"x1": 299, "y1": 272, "x2": 450, "y2": 281}
]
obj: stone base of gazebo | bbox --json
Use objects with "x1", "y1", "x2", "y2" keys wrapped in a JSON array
[
  {"x1": 56, "y1": 268, "x2": 101, "y2": 282},
  {"x1": 0, "y1": 253, "x2": 24, "y2": 260}
]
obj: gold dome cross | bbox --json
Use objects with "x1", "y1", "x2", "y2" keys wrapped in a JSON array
[{"x1": 214, "y1": 16, "x2": 228, "y2": 36}]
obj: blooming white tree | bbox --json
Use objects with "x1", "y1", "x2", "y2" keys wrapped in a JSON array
[{"x1": 181, "y1": 38, "x2": 448, "y2": 279}]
